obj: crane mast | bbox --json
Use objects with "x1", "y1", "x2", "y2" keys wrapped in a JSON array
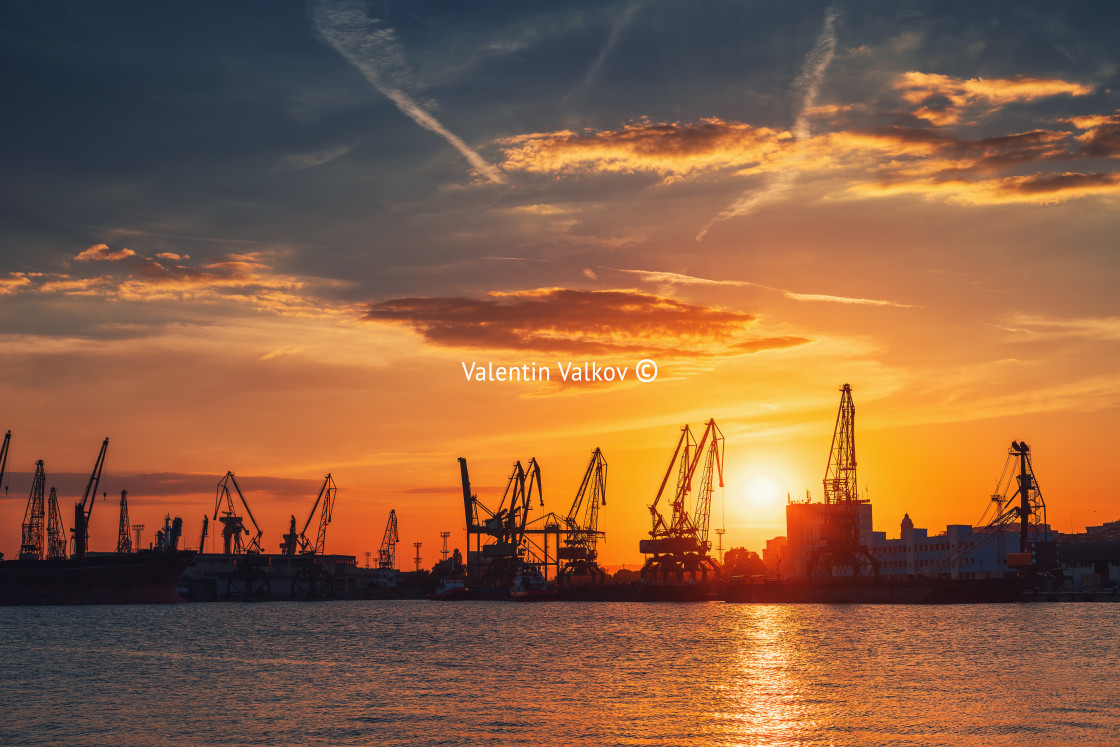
[
  {"x1": 46, "y1": 488, "x2": 68, "y2": 559},
  {"x1": 806, "y1": 385, "x2": 878, "y2": 578},
  {"x1": 116, "y1": 490, "x2": 132, "y2": 553},
  {"x1": 72, "y1": 437, "x2": 108, "y2": 561}
]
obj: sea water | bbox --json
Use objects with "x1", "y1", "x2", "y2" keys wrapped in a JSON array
[{"x1": 2, "y1": 601, "x2": 1118, "y2": 746}]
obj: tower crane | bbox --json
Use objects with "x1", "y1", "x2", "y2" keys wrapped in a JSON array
[
  {"x1": 557, "y1": 448, "x2": 608, "y2": 583},
  {"x1": 214, "y1": 471, "x2": 264, "y2": 554},
  {"x1": 378, "y1": 509, "x2": 399, "y2": 569},
  {"x1": 807, "y1": 384, "x2": 878, "y2": 578},
  {"x1": 71, "y1": 437, "x2": 108, "y2": 560},
  {"x1": 197, "y1": 515, "x2": 208, "y2": 554}
]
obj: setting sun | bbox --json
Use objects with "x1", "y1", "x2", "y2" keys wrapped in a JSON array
[{"x1": 745, "y1": 474, "x2": 783, "y2": 508}]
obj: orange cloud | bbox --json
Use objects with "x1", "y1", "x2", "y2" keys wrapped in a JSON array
[
  {"x1": 38, "y1": 276, "x2": 113, "y2": 295},
  {"x1": 497, "y1": 118, "x2": 790, "y2": 181},
  {"x1": 362, "y1": 287, "x2": 805, "y2": 356},
  {"x1": 5, "y1": 247, "x2": 349, "y2": 319},
  {"x1": 74, "y1": 243, "x2": 137, "y2": 261},
  {"x1": 1068, "y1": 112, "x2": 1120, "y2": 158},
  {"x1": 491, "y1": 83, "x2": 1118, "y2": 213},
  {"x1": 893, "y1": 72, "x2": 1093, "y2": 125},
  {"x1": 0, "y1": 272, "x2": 33, "y2": 295},
  {"x1": 851, "y1": 171, "x2": 1120, "y2": 205}
]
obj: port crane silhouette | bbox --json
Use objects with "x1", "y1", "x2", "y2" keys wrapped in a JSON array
[
  {"x1": 640, "y1": 419, "x2": 724, "y2": 584},
  {"x1": 281, "y1": 473, "x2": 337, "y2": 555},
  {"x1": 214, "y1": 471, "x2": 264, "y2": 554}
]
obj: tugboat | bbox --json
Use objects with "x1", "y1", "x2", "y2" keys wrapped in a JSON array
[
  {"x1": 426, "y1": 575, "x2": 470, "y2": 601},
  {"x1": 510, "y1": 564, "x2": 556, "y2": 602}
]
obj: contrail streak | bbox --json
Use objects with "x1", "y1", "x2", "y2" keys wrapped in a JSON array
[
  {"x1": 310, "y1": 0, "x2": 506, "y2": 184},
  {"x1": 565, "y1": 2, "x2": 644, "y2": 103},
  {"x1": 697, "y1": 5, "x2": 838, "y2": 240}
]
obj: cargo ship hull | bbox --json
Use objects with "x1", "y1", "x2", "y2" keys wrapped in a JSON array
[{"x1": 0, "y1": 551, "x2": 196, "y2": 605}]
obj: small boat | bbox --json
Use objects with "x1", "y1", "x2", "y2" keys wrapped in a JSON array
[
  {"x1": 426, "y1": 575, "x2": 469, "y2": 600},
  {"x1": 510, "y1": 565, "x2": 556, "y2": 602}
]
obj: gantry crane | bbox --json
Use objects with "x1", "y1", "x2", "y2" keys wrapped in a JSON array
[
  {"x1": 378, "y1": 509, "x2": 399, "y2": 569},
  {"x1": 19, "y1": 460, "x2": 46, "y2": 560},
  {"x1": 639, "y1": 419, "x2": 724, "y2": 584},
  {"x1": 70, "y1": 437, "x2": 108, "y2": 561},
  {"x1": 46, "y1": 488, "x2": 68, "y2": 559},
  {"x1": 460, "y1": 457, "x2": 544, "y2": 589},
  {"x1": 557, "y1": 448, "x2": 608, "y2": 584},
  {"x1": 807, "y1": 384, "x2": 879, "y2": 578},
  {"x1": 214, "y1": 471, "x2": 264, "y2": 554}
]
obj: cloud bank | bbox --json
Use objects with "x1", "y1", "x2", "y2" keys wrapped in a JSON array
[{"x1": 362, "y1": 287, "x2": 809, "y2": 356}]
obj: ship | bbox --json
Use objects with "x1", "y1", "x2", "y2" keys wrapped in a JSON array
[
  {"x1": 0, "y1": 550, "x2": 197, "y2": 605},
  {"x1": 426, "y1": 575, "x2": 470, "y2": 601}
]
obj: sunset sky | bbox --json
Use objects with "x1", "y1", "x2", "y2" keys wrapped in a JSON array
[{"x1": 2, "y1": 1, "x2": 1118, "y2": 566}]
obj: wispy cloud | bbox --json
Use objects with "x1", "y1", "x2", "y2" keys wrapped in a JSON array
[
  {"x1": 783, "y1": 292, "x2": 914, "y2": 308},
  {"x1": 697, "y1": 4, "x2": 839, "y2": 240},
  {"x1": 604, "y1": 267, "x2": 914, "y2": 308},
  {"x1": 566, "y1": 1, "x2": 644, "y2": 102},
  {"x1": 310, "y1": 0, "x2": 505, "y2": 184},
  {"x1": 275, "y1": 143, "x2": 354, "y2": 171},
  {"x1": 605, "y1": 267, "x2": 764, "y2": 288},
  {"x1": 996, "y1": 312, "x2": 1120, "y2": 341}
]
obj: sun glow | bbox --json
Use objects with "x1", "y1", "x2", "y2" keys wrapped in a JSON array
[{"x1": 745, "y1": 474, "x2": 783, "y2": 508}]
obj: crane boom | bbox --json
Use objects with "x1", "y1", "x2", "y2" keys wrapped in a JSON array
[
  {"x1": 0, "y1": 430, "x2": 10, "y2": 495},
  {"x1": 378, "y1": 509, "x2": 399, "y2": 569},
  {"x1": 72, "y1": 438, "x2": 108, "y2": 560},
  {"x1": 298, "y1": 473, "x2": 337, "y2": 554}
]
